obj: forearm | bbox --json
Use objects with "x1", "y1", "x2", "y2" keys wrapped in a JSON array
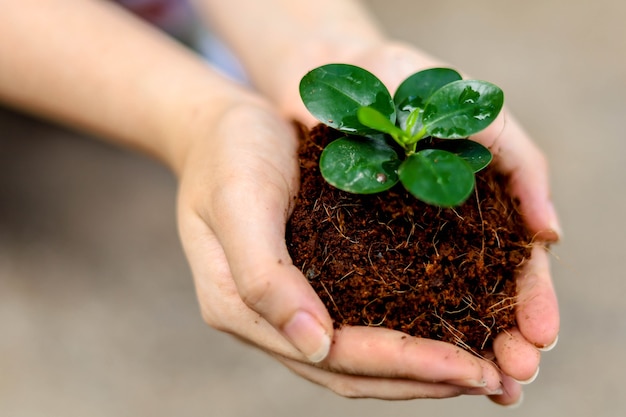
[
  {"x1": 0, "y1": 0, "x2": 252, "y2": 172},
  {"x1": 195, "y1": 0, "x2": 385, "y2": 100}
]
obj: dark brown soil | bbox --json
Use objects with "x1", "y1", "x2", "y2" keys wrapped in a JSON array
[{"x1": 286, "y1": 124, "x2": 533, "y2": 355}]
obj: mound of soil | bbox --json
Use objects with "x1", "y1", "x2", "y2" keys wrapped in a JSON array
[{"x1": 286, "y1": 124, "x2": 533, "y2": 355}]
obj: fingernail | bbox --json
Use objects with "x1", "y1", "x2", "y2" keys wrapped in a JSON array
[
  {"x1": 514, "y1": 367, "x2": 540, "y2": 385},
  {"x1": 446, "y1": 378, "x2": 486, "y2": 389},
  {"x1": 538, "y1": 335, "x2": 559, "y2": 352},
  {"x1": 547, "y1": 202, "x2": 563, "y2": 241},
  {"x1": 460, "y1": 378, "x2": 487, "y2": 388},
  {"x1": 283, "y1": 310, "x2": 331, "y2": 363}
]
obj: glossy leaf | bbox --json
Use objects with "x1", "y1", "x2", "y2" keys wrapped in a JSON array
[
  {"x1": 422, "y1": 80, "x2": 504, "y2": 139},
  {"x1": 320, "y1": 137, "x2": 400, "y2": 194},
  {"x1": 399, "y1": 149, "x2": 475, "y2": 207},
  {"x1": 394, "y1": 68, "x2": 462, "y2": 131},
  {"x1": 300, "y1": 64, "x2": 395, "y2": 134},
  {"x1": 426, "y1": 139, "x2": 493, "y2": 172},
  {"x1": 357, "y1": 106, "x2": 405, "y2": 139}
]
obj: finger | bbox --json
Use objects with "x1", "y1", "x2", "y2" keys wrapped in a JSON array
[
  {"x1": 489, "y1": 374, "x2": 523, "y2": 407},
  {"x1": 493, "y1": 246, "x2": 558, "y2": 381},
  {"x1": 516, "y1": 245, "x2": 560, "y2": 349},
  {"x1": 492, "y1": 328, "x2": 540, "y2": 383},
  {"x1": 200, "y1": 106, "x2": 334, "y2": 362},
  {"x1": 321, "y1": 326, "x2": 502, "y2": 392},
  {"x1": 277, "y1": 355, "x2": 492, "y2": 400},
  {"x1": 474, "y1": 111, "x2": 561, "y2": 242}
]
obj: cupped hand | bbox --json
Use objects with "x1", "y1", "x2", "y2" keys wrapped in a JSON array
[
  {"x1": 175, "y1": 93, "x2": 504, "y2": 400},
  {"x1": 276, "y1": 41, "x2": 560, "y2": 405}
]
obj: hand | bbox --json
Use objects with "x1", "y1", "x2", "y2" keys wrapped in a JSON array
[
  {"x1": 175, "y1": 93, "x2": 504, "y2": 400},
  {"x1": 277, "y1": 41, "x2": 560, "y2": 406}
]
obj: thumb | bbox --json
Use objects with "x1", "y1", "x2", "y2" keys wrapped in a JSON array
[
  {"x1": 198, "y1": 106, "x2": 333, "y2": 363},
  {"x1": 209, "y1": 177, "x2": 333, "y2": 363}
]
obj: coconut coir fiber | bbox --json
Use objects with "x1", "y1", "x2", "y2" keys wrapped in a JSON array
[{"x1": 286, "y1": 124, "x2": 533, "y2": 354}]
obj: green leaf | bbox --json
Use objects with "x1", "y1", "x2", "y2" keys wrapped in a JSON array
[
  {"x1": 422, "y1": 80, "x2": 504, "y2": 139},
  {"x1": 300, "y1": 64, "x2": 395, "y2": 134},
  {"x1": 320, "y1": 137, "x2": 400, "y2": 194},
  {"x1": 399, "y1": 149, "x2": 475, "y2": 207},
  {"x1": 426, "y1": 139, "x2": 493, "y2": 172},
  {"x1": 357, "y1": 106, "x2": 405, "y2": 139},
  {"x1": 394, "y1": 68, "x2": 462, "y2": 131}
]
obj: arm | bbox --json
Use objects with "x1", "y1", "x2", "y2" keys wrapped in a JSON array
[
  {"x1": 194, "y1": 0, "x2": 446, "y2": 122},
  {"x1": 194, "y1": 0, "x2": 385, "y2": 99},
  {"x1": 197, "y1": 0, "x2": 561, "y2": 406},
  {"x1": 1, "y1": 0, "x2": 248, "y2": 172},
  {"x1": 0, "y1": 0, "x2": 332, "y2": 374},
  {"x1": 0, "y1": 0, "x2": 504, "y2": 401}
]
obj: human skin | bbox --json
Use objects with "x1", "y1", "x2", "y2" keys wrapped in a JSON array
[{"x1": 1, "y1": 0, "x2": 559, "y2": 406}]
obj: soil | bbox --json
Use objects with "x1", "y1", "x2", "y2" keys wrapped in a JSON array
[{"x1": 286, "y1": 123, "x2": 533, "y2": 355}]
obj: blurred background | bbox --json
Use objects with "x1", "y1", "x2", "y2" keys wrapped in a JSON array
[{"x1": 0, "y1": 0, "x2": 622, "y2": 415}]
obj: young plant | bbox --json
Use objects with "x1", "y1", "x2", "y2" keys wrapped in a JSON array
[{"x1": 299, "y1": 64, "x2": 504, "y2": 207}]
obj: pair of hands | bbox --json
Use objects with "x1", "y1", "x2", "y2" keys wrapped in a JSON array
[{"x1": 175, "y1": 42, "x2": 560, "y2": 406}]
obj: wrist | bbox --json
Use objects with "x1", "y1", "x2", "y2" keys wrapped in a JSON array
[{"x1": 159, "y1": 81, "x2": 269, "y2": 177}]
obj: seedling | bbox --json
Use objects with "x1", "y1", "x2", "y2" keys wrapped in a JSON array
[{"x1": 299, "y1": 64, "x2": 504, "y2": 207}]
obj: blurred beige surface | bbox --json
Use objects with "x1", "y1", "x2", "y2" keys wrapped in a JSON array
[{"x1": 0, "y1": 1, "x2": 623, "y2": 416}]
